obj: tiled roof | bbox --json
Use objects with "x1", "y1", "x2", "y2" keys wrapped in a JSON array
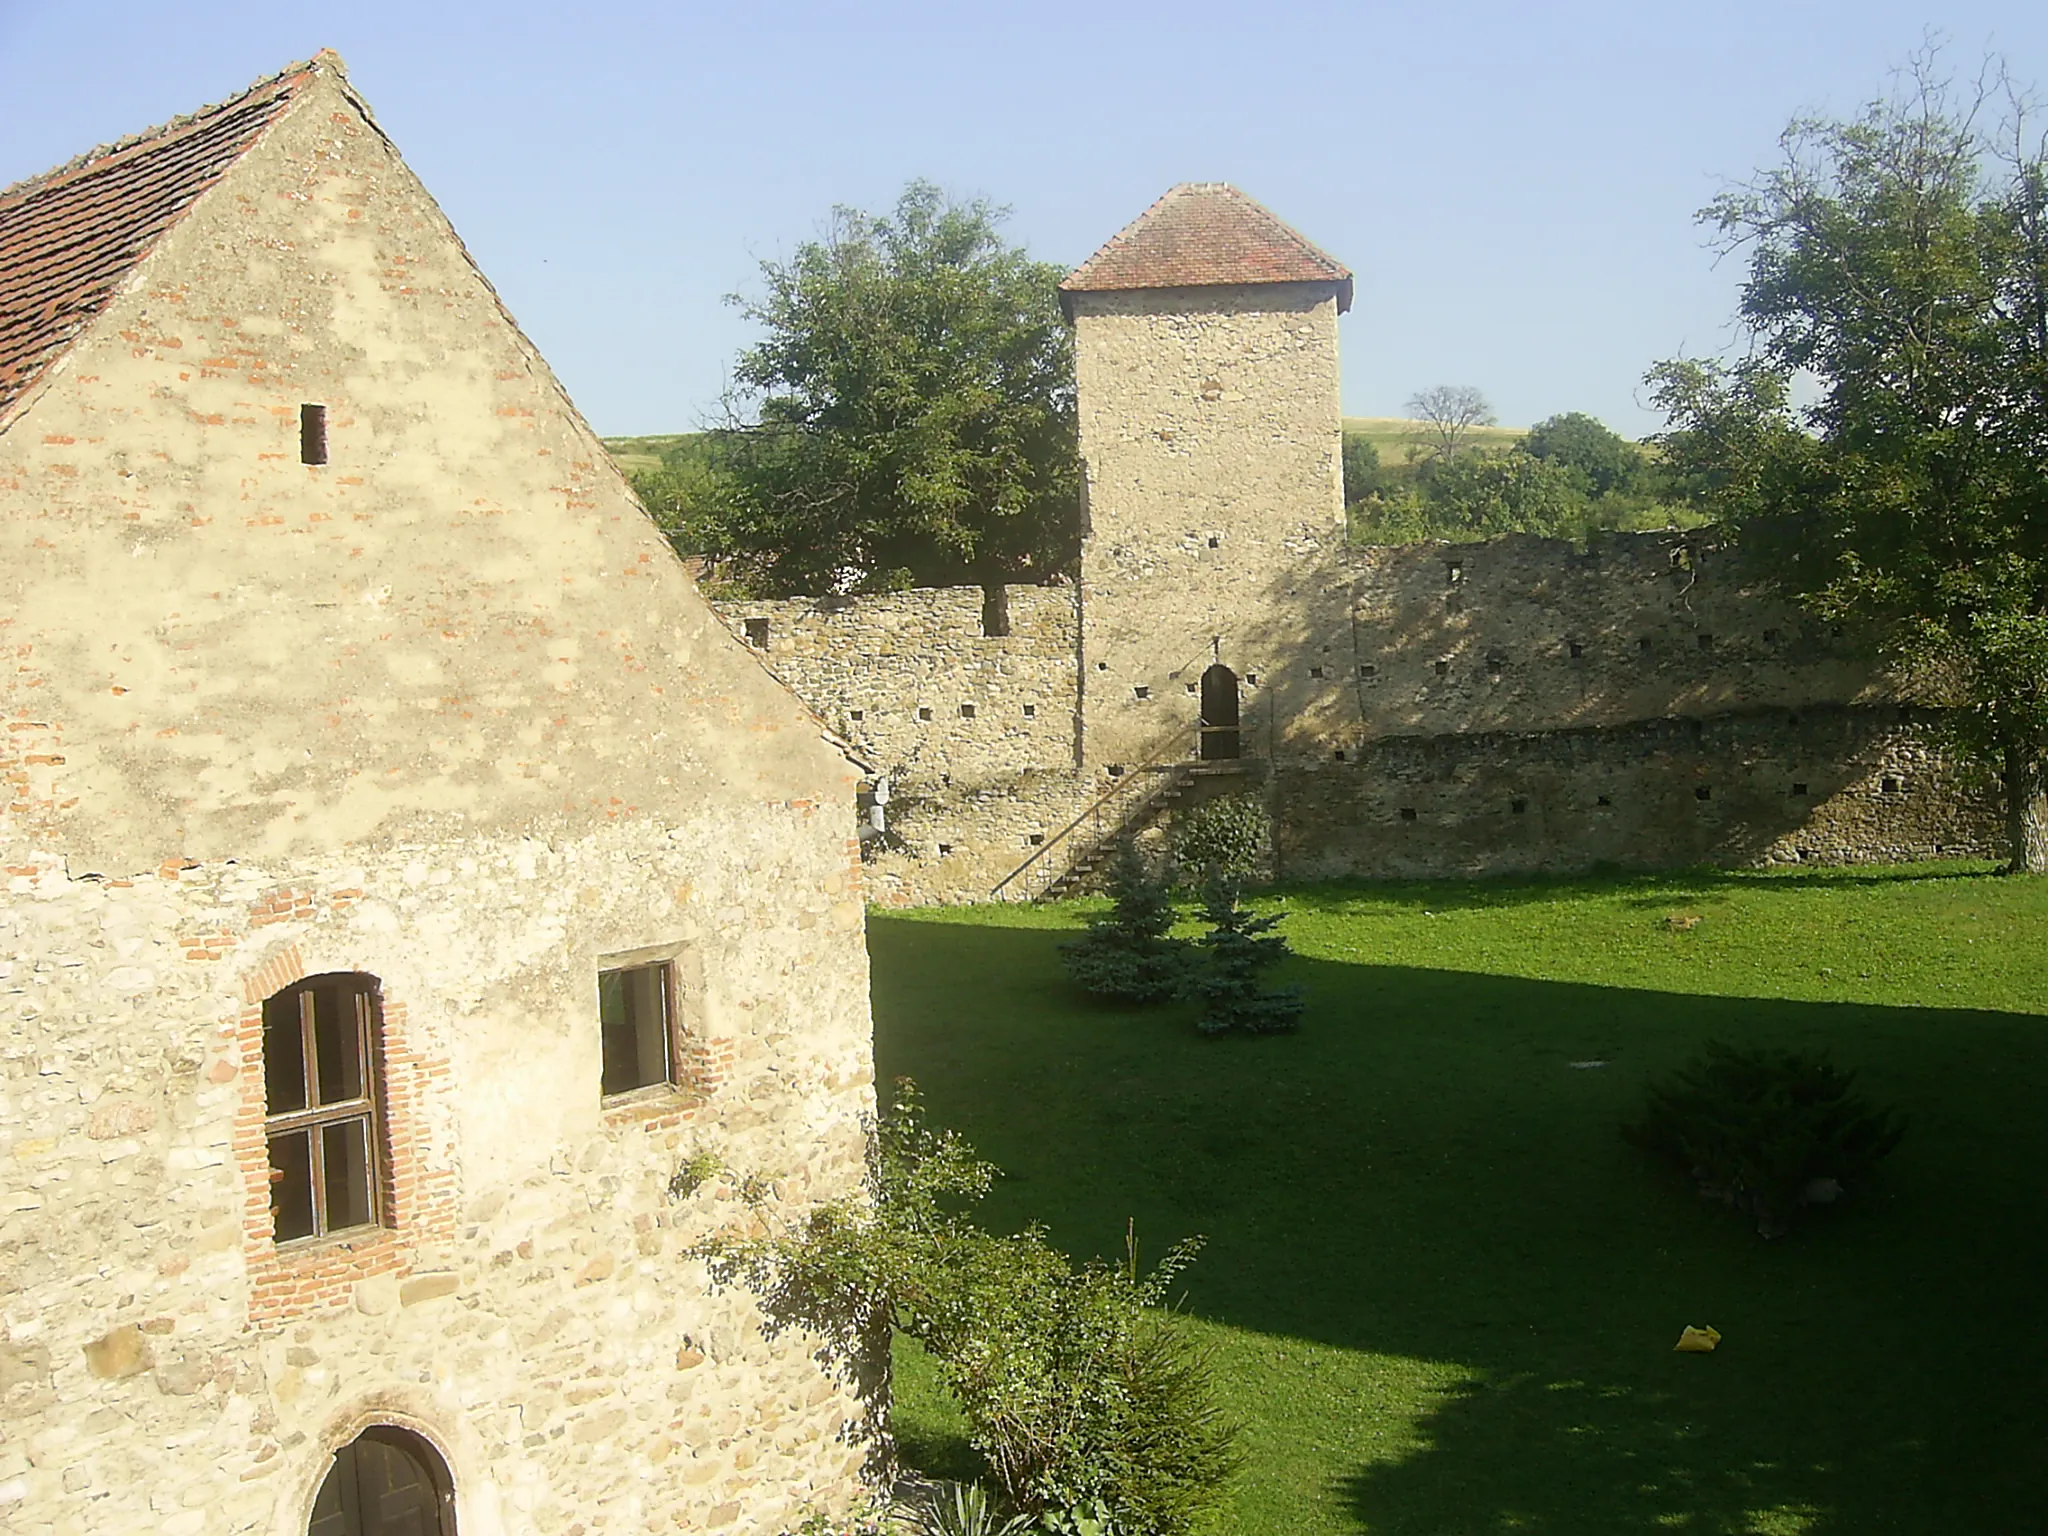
[
  {"x1": 1060, "y1": 183, "x2": 1352, "y2": 313},
  {"x1": 0, "y1": 56, "x2": 326, "y2": 426}
]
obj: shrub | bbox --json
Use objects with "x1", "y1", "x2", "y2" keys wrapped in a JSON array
[
  {"x1": 1184, "y1": 872, "x2": 1304, "y2": 1036},
  {"x1": 1171, "y1": 794, "x2": 1270, "y2": 886},
  {"x1": 694, "y1": 1082, "x2": 1242, "y2": 1534},
  {"x1": 892, "y1": 1481, "x2": 1034, "y2": 1536},
  {"x1": 1623, "y1": 1041, "x2": 1907, "y2": 1237},
  {"x1": 1058, "y1": 841, "x2": 1189, "y2": 1003}
]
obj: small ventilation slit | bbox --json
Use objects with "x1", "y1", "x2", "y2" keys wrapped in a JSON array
[{"x1": 299, "y1": 403, "x2": 328, "y2": 466}]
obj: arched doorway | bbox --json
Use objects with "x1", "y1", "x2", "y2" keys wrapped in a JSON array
[
  {"x1": 1200, "y1": 663, "x2": 1241, "y2": 760},
  {"x1": 308, "y1": 1426, "x2": 455, "y2": 1536}
]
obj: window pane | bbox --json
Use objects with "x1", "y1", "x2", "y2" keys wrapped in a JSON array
[
  {"x1": 322, "y1": 1118, "x2": 374, "y2": 1232},
  {"x1": 311, "y1": 983, "x2": 365, "y2": 1105},
  {"x1": 269, "y1": 1129, "x2": 316, "y2": 1242},
  {"x1": 262, "y1": 993, "x2": 308, "y2": 1115},
  {"x1": 599, "y1": 962, "x2": 671, "y2": 1096}
]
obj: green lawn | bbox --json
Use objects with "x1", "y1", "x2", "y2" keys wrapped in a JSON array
[{"x1": 869, "y1": 863, "x2": 2048, "y2": 1535}]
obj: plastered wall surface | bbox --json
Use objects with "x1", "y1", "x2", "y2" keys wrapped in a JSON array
[{"x1": 2, "y1": 64, "x2": 877, "y2": 1535}]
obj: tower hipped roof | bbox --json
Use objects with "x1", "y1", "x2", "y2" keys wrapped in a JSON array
[{"x1": 1060, "y1": 183, "x2": 1351, "y2": 315}]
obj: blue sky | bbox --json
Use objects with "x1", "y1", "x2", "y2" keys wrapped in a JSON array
[{"x1": 3, "y1": 1, "x2": 2045, "y2": 437}]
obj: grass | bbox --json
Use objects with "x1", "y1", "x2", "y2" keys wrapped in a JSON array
[
  {"x1": 869, "y1": 862, "x2": 2048, "y2": 1535},
  {"x1": 600, "y1": 431, "x2": 708, "y2": 477},
  {"x1": 1343, "y1": 416, "x2": 1532, "y2": 461}
]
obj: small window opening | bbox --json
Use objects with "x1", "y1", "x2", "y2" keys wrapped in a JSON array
[
  {"x1": 299, "y1": 403, "x2": 328, "y2": 466},
  {"x1": 1310, "y1": 666, "x2": 1325, "y2": 679},
  {"x1": 937, "y1": 843, "x2": 952, "y2": 856},
  {"x1": 1638, "y1": 637, "x2": 1653, "y2": 653},
  {"x1": 1399, "y1": 807, "x2": 1417, "y2": 821},
  {"x1": 1695, "y1": 785, "x2": 1713, "y2": 801},
  {"x1": 1792, "y1": 782, "x2": 1809, "y2": 797},
  {"x1": 1207, "y1": 535, "x2": 1220, "y2": 549},
  {"x1": 1360, "y1": 664, "x2": 1378, "y2": 678},
  {"x1": 1434, "y1": 659, "x2": 1450, "y2": 677},
  {"x1": 1596, "y1": 794, "x2": 1612, "y2": 807},
  {"x1": 1511, "y1": 798, "x2": 1528, "y2": 815},
  {"x1": 599, "y1": 961, "x2": 674, "y2": 1098},
  {"x1": 1133, "y1": 685, "x2": 1151, "y2": 700},
  {"x1": 1568, "y1": 641, "x2": 1585, "y2": 658},
  {"x1": 1333, "y1": 748, "x2": 1347, "y2": 761},
  {"x1": 1185, "y1": 681, "x2": 1199, "y2": 694},
  {"x1": 1882, "y1": 776, "x2": 1901, "y2": 793},
  {"x1": 1763, "y1": 628, "x2": 1781, "y2": 644},
  {"x1": 743, "y1": 617, "x2": 770, "y2": 649},
  {"x1": 1245, "y1": 673, "x2": 1259, "y2": 686},
  {"x1": 849, "y1": 709, "x2": 864, "y2": 722},
  {"x1": 917, "y1": 706, "x2": 933, "y2": 722},
  {"x1": 1026, "y1": 832, "x2": 1044, "y2": 847},
  {"x1": 1446, "y1": 561, "x2": 1464, "y2": 585},
  {"x1": 1095, "y1": 661, "x2": 1109, "y2": 672},
  {"x1": 959, "y1": 703, "x2": 976, "y2": 719},
  {"x1": 1697, "y1": 633, "x2": 1715, "y2": 652},
  {"x1": 1022, "y1": 703, "x2": 1037, "y2": 718},
  {"x1": 263, "y1": 974, "x2": 382, "y2": 1244},
  {"x1": 1486, "y1": 650, "x2": 1507, "y2": 674},
  {"x1": 1107, "y1": 764, "x2": 1125, "y2": 778}
]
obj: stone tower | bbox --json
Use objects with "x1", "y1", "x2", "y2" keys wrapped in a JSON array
[{"x1": 1061, "y1": 184, "x2": 1354, "y2": 772}]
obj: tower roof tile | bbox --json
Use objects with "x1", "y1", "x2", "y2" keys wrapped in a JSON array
[{"x1": 1060, "y1": 183, "x2": 1351, "y2": 313}]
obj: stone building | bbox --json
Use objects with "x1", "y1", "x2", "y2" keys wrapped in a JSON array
[
  {"x1": 1, "y1": 56, "x2": 874, "y2": 1536},
  {"x1": 713, "y1": 185, "x2": 1998, "y2": 903}
]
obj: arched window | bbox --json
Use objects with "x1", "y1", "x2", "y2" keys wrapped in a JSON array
[
  {"x1": 263, "y1": 973, "x2": 385, "y2": 1243},
  {"x1": 309, "y1": 1426, "x2": 455, "y2": 1536},
  {"x1": 1200, "y1": 664, "x2": 1241, "y2": 761}
]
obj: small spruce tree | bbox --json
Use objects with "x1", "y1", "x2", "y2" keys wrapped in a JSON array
[
  {"x1": 1185, "y1": 870, "x2": 1304, "y2": 1036},
  {"x1": 1059, "y1": 840, "x2": 1189, "y2": 1003}
]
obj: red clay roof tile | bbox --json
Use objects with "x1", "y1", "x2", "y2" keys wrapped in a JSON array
[
  {"x1": 0, "y1": 57, "x2": 326, "y2": 427},
  {"x1": 1060, "y1": 183, "x2": 1352, "y2": 313}
]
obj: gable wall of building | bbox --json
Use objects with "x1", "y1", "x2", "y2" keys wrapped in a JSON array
[{"x1": 0, "y1": 68, "x2": 878, "y2": 1536}]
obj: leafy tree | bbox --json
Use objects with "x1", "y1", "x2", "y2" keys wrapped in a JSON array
[
  {"x1": 1523, "y1": 411, "x2": 1645, "y2": 497},
  {"x1": 1414, "y1": 446, "x2": 1588, "y2": 538},
  {"x1": 1185, "y1": 872, "x2": 1304, "y2": 1036},
  {"x1": 1059, "y1": 841, "x2": 1189, "y2": 1003},
  {"x1": 682, "y1": 181, "x2": 1081, "y2": 599},
  {"x1": 693, "y1": 1082, "x2": 1242, "y2": 1534},
  {"x1": 1648, "y1": 53, "x2": 2048, "y2": 871},
  {"x1": 1341, "y1": 433, "x2": 1385, "y2": 505},
  {"x1": 1405, "y1": 384, "x2": 1496, "y2": 462}
]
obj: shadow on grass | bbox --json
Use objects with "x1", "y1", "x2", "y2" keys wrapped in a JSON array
[{"x1": 868, "y1": 910, "x2": 2048, "y2": 1536}]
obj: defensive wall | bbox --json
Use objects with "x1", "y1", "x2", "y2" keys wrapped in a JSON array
[{"x1": 710, "y1": 529, "x2": 2001, "y2": 906}]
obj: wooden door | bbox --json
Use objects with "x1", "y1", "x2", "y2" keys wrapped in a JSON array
[{"x1": 307, "y1": 1427, "x2": 453, "y2": 1536}]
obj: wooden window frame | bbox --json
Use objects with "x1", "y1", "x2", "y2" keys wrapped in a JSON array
[{"x1": 264, "y1": 976, "x2": 385, "y2": 1245}]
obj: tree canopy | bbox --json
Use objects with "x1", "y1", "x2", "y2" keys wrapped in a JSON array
[
  {"x1": 669, "y1": 181, "x2": 1081, "y2": 598},
  {"x1": 1648, "y1": 52, "x2": 2048, "y2": 871}
]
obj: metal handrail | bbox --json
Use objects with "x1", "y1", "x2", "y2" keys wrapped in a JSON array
[{"x1": 989, "y1": 726, "x2": 1200, "y2": 900}]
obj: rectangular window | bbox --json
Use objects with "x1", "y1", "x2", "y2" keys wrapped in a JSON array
[
  {"x1": 263, "y1": 976, "x2": 380, "y2": 1243},
  {"x1": 599, "y1": 961, "x2": 674, "y2": 1098},
  {"x1": 300, "y1": 403, "x2": 328, "y2": 466},
  {"x1": 744, "y1": 617, "x2": 770, "y2": 649}
]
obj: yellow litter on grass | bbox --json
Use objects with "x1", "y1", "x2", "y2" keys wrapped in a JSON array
[{"x1": 1674, "y1": 1325, "x2": 1722, "y2": 1353}]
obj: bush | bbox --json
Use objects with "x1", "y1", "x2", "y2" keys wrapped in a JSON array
[
  {"x1": 1058, "y1": 841, "x2": 1189, "y2": 1003},
  {"x1": 694, "y1": 1083, "x2": 1242, "y2": 1534},
  {"x1": 1184, "y1": 872, "x2": 1304, "y2": 1036},
  {"x1": 1623, "y1": 1041, "x2": 1907, "y2": 1237},
  {"x1": 1171, "y1": 794, "x2": 1270, "y2": 886}
]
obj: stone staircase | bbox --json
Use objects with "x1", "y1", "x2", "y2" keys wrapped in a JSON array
[{"x1": 992, "y1": 759, "x2": 1262, "y2": 902}]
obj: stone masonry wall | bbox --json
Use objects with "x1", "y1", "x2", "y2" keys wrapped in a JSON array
[
  {"x1": 709, "y1": 585, "x2": 1111, "y2": 905},
  {"x1": 1, "y1": 807, "x2": 876, "y2": 1536}
]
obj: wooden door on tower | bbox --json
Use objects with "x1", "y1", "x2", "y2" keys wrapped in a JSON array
[{"x1": 1200, "y1": 663, "x2": 1241, "y2": 760}]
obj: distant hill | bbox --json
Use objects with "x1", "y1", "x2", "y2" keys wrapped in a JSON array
[{"x1": 602, "y1": 432, "x2": 711, "y2": 477}]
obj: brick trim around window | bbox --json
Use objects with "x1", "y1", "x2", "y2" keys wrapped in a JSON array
[{"x1": 234, "y1": 943, "x2": 458, "y2": 1327}]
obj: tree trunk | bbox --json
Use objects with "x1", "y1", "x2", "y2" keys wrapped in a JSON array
[{"x1": 2002, "y1": 743, "x2": 2048, "y2": 874}]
